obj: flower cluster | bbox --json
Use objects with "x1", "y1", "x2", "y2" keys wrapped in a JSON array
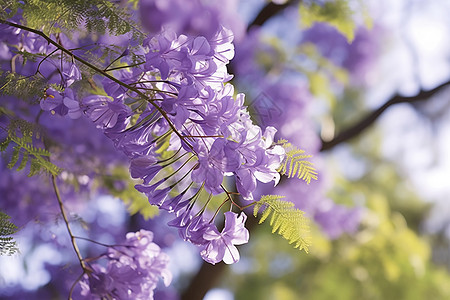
[
  {"x1": 0, "y1": 1, "x2": 367, "y2": 298},
  {"x1": 80, "y1": 230, "x2": 171, "y2": 300},
  {"x1": 1, "y1": 4, "x2": 285, "y2": 265},
  {"x1": 71, "y1": 26, "x2": 283, "y2": 264}
]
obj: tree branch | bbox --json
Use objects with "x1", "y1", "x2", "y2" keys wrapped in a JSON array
[
  {"x1": 0, "y1": 19, "x2": 191, "y2": 150},
  {"x1": 52, "y1": 174, "x2": 87, "y2": 299},
  {"x1": 180, "y1": 80, "x2": 450, "y2": 300},
  {"x1": 52, "y1": 175, "x2": 86, "y2": 270},
  {"x1": 320, "y1": 80, "x2": 450, "y2": 151},
  {"x1": 180, "y1": 262, "x2": 227, "y2": 300},
  {"x1": 247, "y1": 0, "x2": 299, "y2": 31}
]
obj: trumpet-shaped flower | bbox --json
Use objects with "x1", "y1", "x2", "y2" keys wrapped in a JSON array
[{"x1": 200, "y1": 212, "x2": 249, "y2": 264}]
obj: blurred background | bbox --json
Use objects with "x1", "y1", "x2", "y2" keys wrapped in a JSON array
[{"x1": 2, "y1": 0, "x2": 450, "y2": 299}]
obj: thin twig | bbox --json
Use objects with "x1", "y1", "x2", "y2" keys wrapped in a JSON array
[
  {"x1": 68, "y1": 270, "x2": 86, "y2": 300},
  {"x1": 104, "y1": 62, "x2": 144, "y2": 72},
  {"x1": 51, "y1": 175, "x2": 86, "y2": 270}
]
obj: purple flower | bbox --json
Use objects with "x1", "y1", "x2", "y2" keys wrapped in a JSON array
[
  {"x1": 314, "y1": 200, "x2": 362, "y2": 239},
  {"x1": 191, "y1": 85, "x2": 242, "y2": 135},
  {"x1": 102, "y1": 69, "x2": 139, "y2": 101},
  {"x1": 40, "y1": 88, "x2": 68, "y2": 116},
  {"x1": 135, "y1": 178, "x2": 166, "y2": 198},
  {"x1": 139, "y1": 0, "x2": 246, "y2": 41},
  {"x1": 62, "y1": 89, "x2": 82, "y2": 119},
  {"x1": 160, "y1": 191, "x2": 190, "y2": 213},
  {"x1": 130, "y1": 155, "x2": 162, "y2": 184},
  {"x1": 183, "y1": 214, "x2": 210, "y2": 245},
  {"x1": 82, "y1": 95, "x2": 130, "y2": 130},
  {"x1": 144, "y1": 30, "x2": 181, "y2": 80},
  {"x1": 144, "y1": 27, "x2": 233, "y2": 91},
  {"x1": 80, "y1": 230, "x2": 172, "y2": 300},
  {"x1": 62, "y1": 63, "x2": 82, "y2": 87},
  {"x1": 39, "y1": 87, "x2": 81, "y2": 119},
  {"x1": 232, "y1": 126, "x2": 285, "y2": 200},
  {"x1": 191, "y1": 138, "x2": 242, "y2": 194},
  {"x1": 108, "y1": 107, "x2": 167, "y2": 157},
  {"x1": 200, "y1": 211, "x2": 249, "y2": 265}
]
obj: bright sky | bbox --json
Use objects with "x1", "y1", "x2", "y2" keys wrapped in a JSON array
[{"x1": 367, "y1": 0, "x2": 450, "y2": 233}]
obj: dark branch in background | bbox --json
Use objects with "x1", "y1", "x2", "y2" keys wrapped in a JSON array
[
  {"x1": 320, "y1": 80, "x2": 450, "y2": 151},
  {"x1": 180, "y1": 262, "x2": 227, "y2": 300},
  {"x1": 183, "y1": 0, "x2": 450, "y2": 295},
  {"x1": 247, "y1": 0, "x2": 300, "y2": 31},
  {"x1": 228, "y1": 0, "x2": 299, "y2": 76},
  {"x1": 181, "y1": 79, "x2": 450, "y2": 300}
]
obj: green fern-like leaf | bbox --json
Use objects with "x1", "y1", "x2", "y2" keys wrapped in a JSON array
[
  {"x1": 0, "y1": 211, "x2": 19, "y2": 256},
  {"x1": 7, "y1": 144, "x2": 20, "y2": 169},
  {"x1": 16, "y1": 0, "x2": 143, "y2": 40},
  {"x1": 278, "y1": 141, "x2": 318, "y2": 184},
  {"x1": 0, "y1": 0, "x2": 21, "y2": 19},
  {"x1": 253, "y1": 195, "x2": 310, "y2": 252},
  {"x1": 0, "y1": 138, "x2": 11, "y2": 152},
  {"x1": 10, "y1": 135, "x2": 62, "y2": 176},
  {"x1": 1, "y1": 119, "x2": 62, "y2": 176},
  {"x1": 0, "y1": 71, "x2": 48, "y2": 103}
]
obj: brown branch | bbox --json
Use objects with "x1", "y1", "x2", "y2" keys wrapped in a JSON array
[
  {"x1": 52, "y1": 175, "x2": 86, "y2": 271},
  {"x1": 0, "y1": 19, "x2": 191, "y2": 150},
  {"x1": 180, "y1": 262, "x2": 227, "y2": 300},
  {"x1": 52, "y1": 174, "x2": 88, "y2": 300},
  {"x1": 320, "y1": 80, "x2": 450, "y2": 151}
]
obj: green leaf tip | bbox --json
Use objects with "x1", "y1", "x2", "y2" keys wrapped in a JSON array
[
  {"x1": 254, "y1": 195, "x2": 311, "y2": 252},
  {"x1": 278, "y1": 141, "x2": 318, "y2": 184},
  {"x1": 1, "y1": 118, "x2": 62, "y2": 177}
]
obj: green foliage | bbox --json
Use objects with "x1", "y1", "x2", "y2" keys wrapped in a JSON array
[
  {"x1": 101, "y1": 167, "x2": 159, "y2": 220},
  {"x1": 0, "y1": 72, "x2": 48, "y2": 103},
  {"x1": 0, "y1": 0, "x2": 20, "y2": 19},
  {"x1": 295, "y1": 43, "x2": 349, "y2": 108},
  {"x1": 254, "y1": 195, "x2": 310, "y2": 252},
  {"x1": 255, "y1": 36, "x2": 288, "y2": 74},
  {"x1": 0, "y1": 211, "x2": 19, "y2": 256},
  {"x1": 3, "y1": 0, "x2": 142, "y2": 39},
  {"x1": 229, "y1": 133, "x2": 450, "y2": 300},
  {"x1": 299, "y1": 0, "x2": 356, "y2": 42},
  {"x1": 231, "y1": 191, "x2": 450, "y2": 300},
  {"x1": 278, "y1": 140, "x2": 318, "y2": 184},
  {"x1": 1, "y1": 118, "x2": 62, "y2": 176}
]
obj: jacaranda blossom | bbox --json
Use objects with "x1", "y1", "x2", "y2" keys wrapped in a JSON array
[
  {"x1": 200, "y1": 211, "x2": 249, "y2": 264},
  {"x1": 80, "y1": 230, "x2": 171, "y2": 300}
]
